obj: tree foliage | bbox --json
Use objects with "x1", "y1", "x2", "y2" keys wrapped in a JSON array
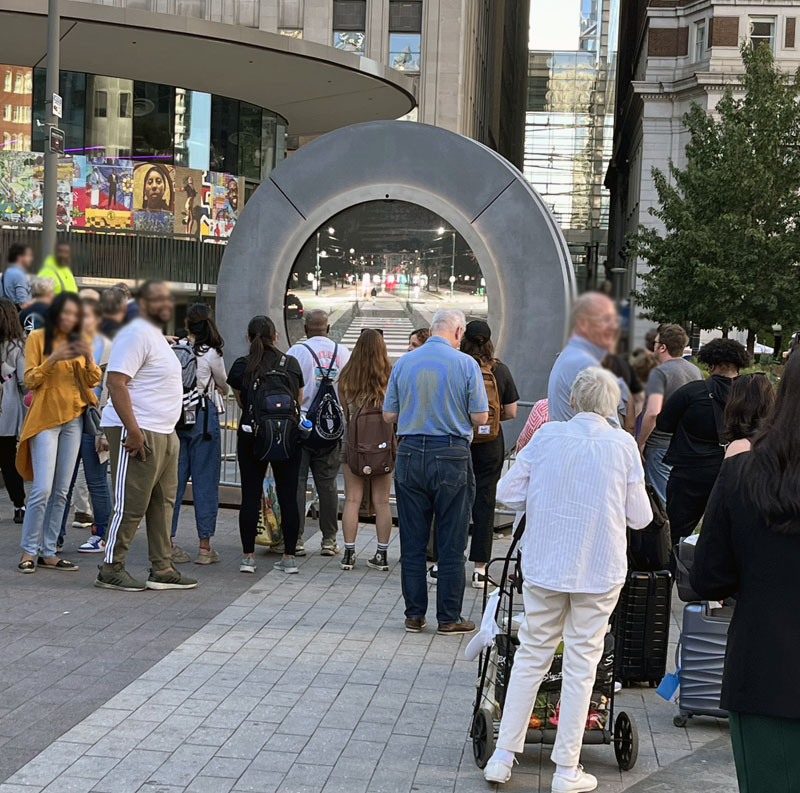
[{"x1": 630, "y1": 44, "x2": 800, "y2": 350}]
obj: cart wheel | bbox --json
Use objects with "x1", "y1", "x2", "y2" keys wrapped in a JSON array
[
  {"x1": 673, "y1": 714, "x2": 690, "y2": 728},
  {"x1": 472, "y1": 709, "x2": 495, "y2": 769},
  {"x1": 614, "y1": 711, "x2": 639, "y2": 771}
]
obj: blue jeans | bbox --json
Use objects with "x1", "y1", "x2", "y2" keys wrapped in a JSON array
[
  {"x1": 171, "y1": 405, "x2": 221, "y2": 540},
  {"x1": 394, "y1": 435, "x2": 475, "y2": 624},
  {"x1": 644, "y1": 445, "x2": 670, "y2": 505},
  {"x1": 59, "y1": 432, "x2": 112, "y2": 540},
  {"x1": 21, "y1": 417, "x2": 82, "y2": 557}
]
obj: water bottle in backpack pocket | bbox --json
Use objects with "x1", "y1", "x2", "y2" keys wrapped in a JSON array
[
  {"x1": 249, "y1": 356, "x2": 300, "y2": 461},
  {"x1": 302, "y1": 343, "x2": 345, "y2": 449},
  {"x1": 172, "y1": 340, "x2": 199, "y2": 429}
]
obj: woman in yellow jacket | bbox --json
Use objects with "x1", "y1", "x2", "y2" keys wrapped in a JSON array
[{"x1": 17, "y1": 292, "x2": 101, "y2": 573}]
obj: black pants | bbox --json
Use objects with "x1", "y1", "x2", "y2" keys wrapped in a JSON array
[
  {"x1": 666, "y1": 467, "x2": 720, "y2": 546},
  {"x1": 0, "y1": 435, "x2": 25, "y2": 508},
  {"x1": 469, "y1": 431, "x2": 505, "y2": 564},
  {"x1": 237, "y1": 431, "x2": 302, "y2": 555}
]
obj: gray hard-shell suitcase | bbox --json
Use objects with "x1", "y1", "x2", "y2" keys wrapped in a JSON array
[{"x1": 673, "y1": 602, "x2": 733, "y2": 726}]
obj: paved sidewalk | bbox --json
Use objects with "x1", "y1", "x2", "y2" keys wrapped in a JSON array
[{"x1": 0, "y1": 500, "x2": 734, "y2": 793}]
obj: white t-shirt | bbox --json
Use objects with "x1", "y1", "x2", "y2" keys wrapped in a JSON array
[
  {"x1": 101, "y1": 318, "x2": 183, "y2": 434},
  {"x1": 286, "y1": 336, "x2": 351, "y2": 411}
]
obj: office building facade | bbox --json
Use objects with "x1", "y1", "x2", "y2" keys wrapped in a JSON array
[{"x1": 606, "y1": 0, "x2": 800, "y2": 346}]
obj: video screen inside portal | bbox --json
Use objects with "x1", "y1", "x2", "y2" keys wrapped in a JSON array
[{"x1": 284, "y1": 200, "x2": 488, "y2": 360}]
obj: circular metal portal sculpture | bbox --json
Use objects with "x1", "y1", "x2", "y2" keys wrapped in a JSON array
[{"x1": 217, "y1": 120, "x2": 575, "y2": 434}]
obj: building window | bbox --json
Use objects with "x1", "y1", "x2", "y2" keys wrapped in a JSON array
[
  {"x1": 13, "y1": 72, "x2": 23, "y2": 93},
  {"x1": 3, "y1": 70, "x2": 10, "y2": 92},
  {"x1": 210, "y1": 95, "x2": 240, "y2": 172},
  {"x1": 32, "y1": 68, "x2": 85, "y2": 154},
  {"x1": 132, "y1": 81, "x2": 174, "y2": 159},
  {"x1": 693, "y1": 19, "x2": 706, "y2": 61},
  {"x1": 2, "y1": 105, "x2": 10, "y2": 121},
  {"x1": 94, "y1": 90, "x2": 108, "y2": 118},
  {"x1": 333, "y1": 0, "x2": 366, "y2": 53},
  {"x1": 279, "y1": 27, "x2": 303, "y2": 38},
  {"x1": 389, "y1": 1, "x2": 422, "y2": 72},
  {"x1": 750, "y1": 17, "x2": 776, "y2": 52},
  {"x1": 119, "y1": 92, "x2": 131, "y2": 118}
]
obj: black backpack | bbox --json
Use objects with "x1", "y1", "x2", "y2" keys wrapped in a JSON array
[
  {"x1": 247, "y1": 356, "x2": 300, "y2": 461},
  {"x1": 301, "y1": 343, "x2": 345, "y2": 449}
]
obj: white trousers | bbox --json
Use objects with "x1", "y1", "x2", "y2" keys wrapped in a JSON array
[{"x1": 496, "y1": 581, "x2": 623, "y2": 767}]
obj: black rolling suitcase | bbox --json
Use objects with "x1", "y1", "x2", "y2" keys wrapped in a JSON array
[{"x1": 613, "y1": 570, "x2": 672, "y2": 687}]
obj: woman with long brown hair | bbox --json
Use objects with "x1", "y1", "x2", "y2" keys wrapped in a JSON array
[
  {"x1": 338, "y1": 328, "x2": 395, "y2": 571},
  {"x1": 460, "y1": 320, "x2": 519, "y2": 588}
]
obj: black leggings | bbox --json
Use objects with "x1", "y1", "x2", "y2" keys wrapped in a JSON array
[
  {"x1": 0, "y1": 435, "x2": 25, "y2": 508},
  {"x1": 469, "y1": 432, "x2": 504, "y2": 563},
  {"x1": 237, "y1": 431, "x2": 302, "y2": 555}
]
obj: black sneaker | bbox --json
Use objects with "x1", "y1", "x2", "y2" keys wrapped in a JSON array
[
  {"x1": 340, "y1": 548, "x2": 357, "y2": 570},
  {"x1": 95, "y1": 563, "x2": 146, "y2": 591},
  {"x1": 56, "y1": 534, "x2": 64, "y2": 550},
  {"x1": 13, "y1": 507, "x2": 25, "y2": 524},
  {"x1": 146, "y1": 568, "x2": 198, "y2": 590},
  {"x1": 367, "y1": 550, "x2": 389, "y2": 571}
]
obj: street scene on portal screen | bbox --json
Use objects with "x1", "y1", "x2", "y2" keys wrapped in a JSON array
[{"x1": 284, "y1": 201, "x2": 487, "y2": 358}]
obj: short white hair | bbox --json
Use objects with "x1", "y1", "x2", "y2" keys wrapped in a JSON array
[
  {"x1": 430, "y1": 309, "x2": 466, "y2": 334},
  {"x1": 30, "y1": 276, "x2": 54, "y2": 298},
  {"x1": 570, "y1": 367, "x2": 620, "y2": 418}
]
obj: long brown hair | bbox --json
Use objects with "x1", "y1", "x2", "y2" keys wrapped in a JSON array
[
  {"x1": 460, "y1": 336, "x2": 495, "y2": 366},
  {"x1": 0, "y1": 298, "x2": 24, "y2": 346},
  {"x1": 243, "y1": 315, "x2": 279, "y2": 382},
  {"x1": 339, "y1": 328, "x2": 392, "y2": 409},
  {"x1": 186, "y1": 302, "x2": 224, "y2": 355}
]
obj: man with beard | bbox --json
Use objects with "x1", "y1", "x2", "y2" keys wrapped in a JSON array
[{"x1": 96, "y1": 280, "x2": 196, "y2": 591}]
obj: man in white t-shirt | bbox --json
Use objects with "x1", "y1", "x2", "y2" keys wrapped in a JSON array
[
  {"x1": 287, "y1": 310, "x2": 350, "y2": 556},
  {"x1": 96, "y1": 280, "x2": 197, "y2": 592}
]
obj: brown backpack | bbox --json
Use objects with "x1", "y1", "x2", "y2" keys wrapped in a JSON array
[
  {"x1": 346, "y1": 404, "x2": 397, "y2": 476},
  {"x1": 473, "y1": 361, "x2": 501, "y2": 443}
]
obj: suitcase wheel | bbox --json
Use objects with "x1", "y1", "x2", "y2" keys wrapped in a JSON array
[
  {"x1": 673, "y1": 713, "x2": 690, "y2": 728},
  {"x1": 614, "y1": 711, "x2": 639, "y2": 771},
  {"x1": 472, "y1": 708, "x2": 495, "y2": 769}
]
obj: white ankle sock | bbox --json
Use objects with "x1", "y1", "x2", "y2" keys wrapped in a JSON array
[
  {"x1": 556, "y1": 764, "x2": 579, "y2": 779},
  {"x1": 492, "y1": 749, "x2": 515, "y2": 765}
]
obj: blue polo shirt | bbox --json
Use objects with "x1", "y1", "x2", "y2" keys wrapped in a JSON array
[
  {"x1": 547, "y1": 335, "x2": 607, "y2": 421},
  {"x1": 1, "y1": 265, "x2": 31, "y2": 307},
  {"x1": 384, "y1": 336, "x2": 488, "y2": 440}
]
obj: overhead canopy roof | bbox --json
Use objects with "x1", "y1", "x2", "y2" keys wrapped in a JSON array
[{"x1": 0, "y1": 0, "x2": 417, "y2": 136}]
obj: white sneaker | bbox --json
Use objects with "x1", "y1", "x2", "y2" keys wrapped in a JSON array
[
  {"x1": 240, "y1": 557, "x2": 257, "y2": 574},
  {"x1": 78, "y1": 535, "x2": 106, "y2": 553},
  {"x1": 551, "y1": 766, "x2": 597, "y2": 793},
  {"x1": 484, "y1": 757, "x2": 513, "y2": 784}
]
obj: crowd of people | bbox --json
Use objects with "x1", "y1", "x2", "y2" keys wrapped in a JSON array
[{"x1": 2, "y1": 242, "x2": 797, "y2": 792}]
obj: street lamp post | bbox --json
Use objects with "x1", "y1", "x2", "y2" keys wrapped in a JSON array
[
  {"x1": 42, "y1": 0, "x2": 61, "y2": 260},
  {"x1": 449, "y1": 231, "x2": 456, "y2": 300}
]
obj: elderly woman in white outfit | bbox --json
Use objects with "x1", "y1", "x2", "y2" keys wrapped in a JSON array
[{"x1": 485, "y1": 367, "x2": 652, "y2": 793}]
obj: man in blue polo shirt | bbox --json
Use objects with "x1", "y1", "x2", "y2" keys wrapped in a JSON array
[
  {"x1": 384, "y1": 309, "x2": 488, "y2": 636},
  {"x1": 548, "y1": 292, "x2": 619, "y2": 421}
]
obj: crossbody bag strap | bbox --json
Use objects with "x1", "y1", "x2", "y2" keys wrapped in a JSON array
[
  {"x1": 43, "y1": 265, "x2": 65, "y2": 293},
  {"x1": 301, "y1": 343, "x2": 323, "y2": 373},
  {"x1": 72, "y1": 360, "x2": 94, "y2": 408},
  {"x1": 327, "y1": 343, "x2": 338, "y2": 377}
]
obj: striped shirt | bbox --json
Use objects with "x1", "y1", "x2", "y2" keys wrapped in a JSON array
[
  {"x1": 497, "y1": 412, "x2": 652, "y2": 593},
  {"x1": 516, "y1": 398, "x2": 549, "y2": 452}
]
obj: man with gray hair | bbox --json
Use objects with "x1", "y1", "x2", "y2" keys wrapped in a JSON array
[
  {"x1": 383, "y1": 308, "x2": 488, "y2": 635},
  {"x1": 19, "y1": 276, "x2": 55, "y2": 333},
  {"x1": 548, "y1": 292, "x2": 619, "y2": 421},
  {"x1": 486, "y1": 366, "x2": 651, "y2": 791}
]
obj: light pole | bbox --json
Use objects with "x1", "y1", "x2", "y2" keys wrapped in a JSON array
[
  {"x1": 449, "y1": 230, "x2": 456, "y2": 300},
  {"x1": 772, "y1": 323, "x2": 783, "y2": 360},
  {"x1": 315, "y1": 226, "x2": 335, "y2": 296},
  {"x1": 42, "y1": 0, "x2": 61, "y2": 259}
]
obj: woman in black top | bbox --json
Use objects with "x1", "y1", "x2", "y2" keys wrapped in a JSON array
[
  {"x1": 691, "y1": 352, "x2": 800, "y2": 793},
  {"x1": 227, "y1": 316, "x2": 304, "y2": 575},
  {"x1": 460, "y1": 320, "x2": 519, "y2": 589},
  {"x1": 656, "y1": 338, "x2": 750, "y2": 546}
]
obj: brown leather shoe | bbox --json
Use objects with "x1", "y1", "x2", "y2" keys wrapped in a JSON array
[
  {"x1": 437, "y1": 618, "x2": 476, "y2": 635},
  {"x1": 405, "y1": 617, "x2": 427, "y2": 633}
]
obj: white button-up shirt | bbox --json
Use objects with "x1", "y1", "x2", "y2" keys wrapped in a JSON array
[{"x1": 497, "y1": 412, "x2": 652, "y2": 594}]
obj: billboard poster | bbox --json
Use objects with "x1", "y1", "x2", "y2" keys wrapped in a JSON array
[
  {"x1": 204, "y1": 171, "x2": 241, "y2": 238},
  {"x1": 32, "y1": 157, "x2": 76, "y2": 229},
  {"x1": 174, "y1": 167, "x2": 206, "y2": 236},
  {"x1": 0, "y1": 150, "x2": 40, "y2": 223},
  {"x1": 84, "y1": 157, "x2": 134, "y2": 229},
  {"x1": 132, "y1": 161, "x2": 175, "y2": 232},
  {"x1": 71, "y1": 155, "x2": 87, "y2": 227}
]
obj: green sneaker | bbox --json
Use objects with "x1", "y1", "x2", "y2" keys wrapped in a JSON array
[
  {"x1": 94, "y1": 563, "x2": 146, "y2": 591},
  {"x1": 146, "y1": 568, "x2": 198, "y2": 590}
]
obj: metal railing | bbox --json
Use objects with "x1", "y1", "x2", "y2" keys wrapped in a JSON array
[
  {"x1": 0, "y1": 225, "x2": 227, "y2": 292},
  {"x1": 73, "y1": 0, "x2": 260, "y2": 28}
]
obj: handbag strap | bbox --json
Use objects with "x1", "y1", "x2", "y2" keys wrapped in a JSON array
[{"x1": 72, "y1": 360, "x2": 95, "y2": 408}]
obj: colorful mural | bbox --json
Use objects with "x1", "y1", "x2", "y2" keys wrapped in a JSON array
[{"x1": 0, "y1": 150, "x2": 243, "y2": 238}]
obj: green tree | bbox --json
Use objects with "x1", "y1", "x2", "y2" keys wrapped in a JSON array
[{"x1": 630, "y1": 44, "x2": 800, "y2": 353}]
